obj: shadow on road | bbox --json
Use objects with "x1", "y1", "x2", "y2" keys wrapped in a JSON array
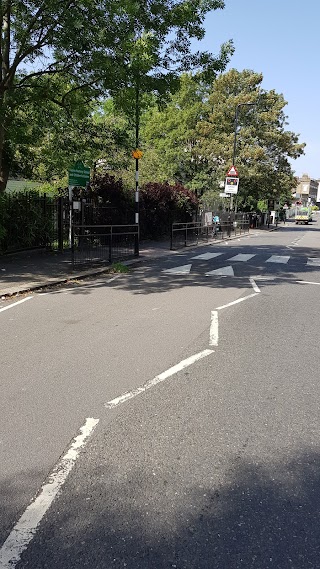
[{"x1": 4, "y1": 448, "x2": 320, "y2": 568}]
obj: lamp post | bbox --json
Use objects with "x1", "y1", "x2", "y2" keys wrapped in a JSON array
[{"x1": 231, "y1": 102, "x2": 256, "y2": 211}]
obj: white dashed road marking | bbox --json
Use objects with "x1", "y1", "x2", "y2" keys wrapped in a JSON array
[
  {"x1": 105, "y1": 350, "x2": 214, "y2": 409},
  {"x1": 0, "y1": 297, "x2": 32, "y2": 313},
  {"x1": 0, "y1": 418, "x2": 99, "y2": 569},
  {"x1": 209, "y1": 311, "x2": 219, "y2": 346}
]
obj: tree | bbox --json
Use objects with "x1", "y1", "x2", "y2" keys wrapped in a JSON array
[
  {"x1": 0, "y1": 0, "x2": 233, "y2": 191},
  {"x1": 198, "y1": 69, "x2": 306, "y2": 209},
  {"x1": 141, "y1": 74, "x2": 209, "y2": 192}
]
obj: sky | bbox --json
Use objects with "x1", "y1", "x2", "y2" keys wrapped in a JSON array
[{"x1": 194, "y1": 0, "x2": 320, "y2": 180}]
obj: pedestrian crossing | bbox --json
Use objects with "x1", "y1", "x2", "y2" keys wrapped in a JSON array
[{"x1": 162, "y1": 252, "x2": 320, "y2": 276}]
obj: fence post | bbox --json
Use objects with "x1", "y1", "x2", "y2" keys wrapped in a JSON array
[
  {"x1": 134, "y1": 225, "x2": 139, "y2": 257},
  {"x1": 185, "y1": 224, "x2": 187, "y2": 247},
  {"x1": 57, "y1": 197, "x2": 64, "y2": 252},
  {"x1": 71, "y1": 223, "x2": 75, "y2": 267},
  {"x1": 170, "y1": 224, "x2": 173, "y2": 250},
  {"x1": 227, "y1": 217, "x2": 231, "y2": 237}
]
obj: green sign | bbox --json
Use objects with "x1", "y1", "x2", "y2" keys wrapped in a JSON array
[{"x1": 68, "y1": 161, "x2": 90, "y2": 187}]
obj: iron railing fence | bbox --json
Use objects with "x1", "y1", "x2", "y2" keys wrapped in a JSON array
[
  {"x1": 0, "y1": 192, "x2": 62, "y2": 253},
  {"x1": 72, "y1": 224, "x2": 139, "y2": 266},
  {"x1": 171, "y1": 219, "x2": 250, "y2": 250}
]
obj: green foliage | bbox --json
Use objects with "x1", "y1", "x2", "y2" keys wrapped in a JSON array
[
  {"x1": 198, "y1": 69, "x2": 305, "y2": 209},
  {"x1": 141, "y1": 74, "x2": 209, "y2": 191},
  {"x1": 0, "y1": 0, "x2": 233, "y2": 191},
  {"x1": 111, "y1": 262, "x2": 129, "y2": 273}
]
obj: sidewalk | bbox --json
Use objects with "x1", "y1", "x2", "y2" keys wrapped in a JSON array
[
  {"x1": 0, "y1": 240, "x2": 178, "y2": 297},
  {"x1": 0, "y1": 227, "x2": 278, "y2": 297}
]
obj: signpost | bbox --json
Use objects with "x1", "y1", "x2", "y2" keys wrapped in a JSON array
[
  {"x1": 225, "y1": 165, "x2": 239, "y2": 211},
  {"x1": 68, "y1": 161, "x2": 91, "y2": 247},
  {"x1": 68, "y1": 161, "x2": 90, "y2": 188}
]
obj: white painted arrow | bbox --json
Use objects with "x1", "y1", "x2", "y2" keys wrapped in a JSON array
[
  {"x1": 162, "y1": 264, "x2": 192, "y2": 275},
  {"x1": 205, "y1": 265, "x2": 234, "y2": 276}
]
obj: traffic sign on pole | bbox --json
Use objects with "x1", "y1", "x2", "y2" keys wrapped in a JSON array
[
  {"x1": 225, "y1": 177, "x2": 239, "y2": 194},
  {"x1": 226, "y1": 165, "x2": 239, "y2": 177}
]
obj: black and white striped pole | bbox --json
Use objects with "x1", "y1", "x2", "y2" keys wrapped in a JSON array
[{"x1": 132, "y1": 149, "x2": 142, "y2": 256}]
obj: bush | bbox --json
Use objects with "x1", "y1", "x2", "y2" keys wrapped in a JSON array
[{"x1": 140, "y1": 182, "x2": 198, "y2": 238}]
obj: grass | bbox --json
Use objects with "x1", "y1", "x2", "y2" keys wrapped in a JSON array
[{"x1": 111, "y1": 262, "x2": 130, "y2": 273}]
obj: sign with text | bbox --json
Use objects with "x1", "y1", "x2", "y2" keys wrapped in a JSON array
[
  {"x1": 68, "y1": 161, "x2": 90, "y2": 187},
  {"x1": 225, "y1": 177, "x2": 239, "y2": 194},
  {"x1": 204, "y1": 211, "x2": 213, "y2": 226}
]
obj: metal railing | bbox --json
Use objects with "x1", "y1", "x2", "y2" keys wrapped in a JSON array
[
  {"x1": 72, "y1": 224, "x2": 139, "y2": 266},
  {"x1": 170, "y1": 219, "x2": 250, "y2": 250}
]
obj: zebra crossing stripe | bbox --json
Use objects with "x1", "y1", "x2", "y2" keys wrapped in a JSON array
[
  {"x1": 191, "y1": 252, "x2": 222, "y2": 260},
  {"x1": 266, "y1": 255, "x2": 290, "y2": 264},
  {"x1": 307, "y1": 258, "x2": 320, "y2": 266},
  {"x1": 228, "y1": 254, "x2": 255, "y2": 262}
]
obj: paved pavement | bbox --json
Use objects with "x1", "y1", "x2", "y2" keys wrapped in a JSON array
[
  {"x1": 0, "y1": 227, "x2": 277, "y2": 297},
  {"x1": 0, "y1": 240, "x2": 173, "y2": 297}
]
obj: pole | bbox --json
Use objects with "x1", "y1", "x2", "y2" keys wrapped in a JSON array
[{"x1": 134, "y1": 85, "x2": 140, "y2": 256}]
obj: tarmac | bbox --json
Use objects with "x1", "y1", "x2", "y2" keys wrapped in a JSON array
[{"x1": 0, "y1": 226, "x2": 277, "y2": 297}]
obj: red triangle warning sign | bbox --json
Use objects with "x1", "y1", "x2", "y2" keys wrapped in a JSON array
[{"x1": 226, "y1": 165, "x2": 239, "y2": 177}]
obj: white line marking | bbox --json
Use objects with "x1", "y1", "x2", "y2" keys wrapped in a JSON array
[
  {"x1": 162, "y1": 264, "x2": 192, "y2": 275},
  {"x1": 0, "y1": 297, "x2": 32, "y2": 313},
  {"x1": 249, "y1": 277, "x2": 261, "y2": 293},
  {"x1": 0, "y1": 417, "x2": 99, "y2": 569},
  {"x1": 209, "y1": 311, "x2": 218, "y2": 346},
  {"x1": 216, "y1": 293, "x2": 259, "y2": 311},
  {"x1": 105, "y1": 350, "x2": 214, "y2": 409},
  {"x1": 266, "y1": 255, "x2": 290, "y2": 264},
  {"x1": 307, "y1": 258, "x2": 320, "y2": 266},
  {"x1": 228, "y1": 254, "x2": 255, "y2": 262},
  {"x1": 296, "y1": 280, "x2": 320, "y2": 286},
  {"x1": 191, "y1": 253, "x2": 222, "y2": 260},
  {"x1": 206, "y1": 265, "x2": 234, "y2": 276}
]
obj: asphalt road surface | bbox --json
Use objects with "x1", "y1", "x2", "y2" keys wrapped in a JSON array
[{"x1": 1, "y1": 219, "x2": 320, "y2": 568}]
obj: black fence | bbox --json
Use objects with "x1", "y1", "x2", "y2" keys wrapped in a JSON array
[
  {"x1": 171, "y1": 218, "x2": 250, "y2": 250},
  {"x1": 72, "y1": 224, "x2": 139, "y2": 267},
  {"x1": 0, "y1": 192, "x2": 70, "y2": 254}
]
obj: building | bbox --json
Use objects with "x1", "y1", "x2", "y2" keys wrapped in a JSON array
[{"x1": 293, "y1": 173, "x2": 319, "y2": 205}]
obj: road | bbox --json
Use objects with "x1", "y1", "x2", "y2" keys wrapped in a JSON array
[{"x1": 1, "y1": 219, "x2": 320, "y2": 568}]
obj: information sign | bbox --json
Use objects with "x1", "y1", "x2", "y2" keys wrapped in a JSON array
[
  {"x1": 68, "y1": 161, "x2": 90, "y2": 187},
  {"x1": 225, "y1": 177, "x2": 239, "y2": 195}
]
